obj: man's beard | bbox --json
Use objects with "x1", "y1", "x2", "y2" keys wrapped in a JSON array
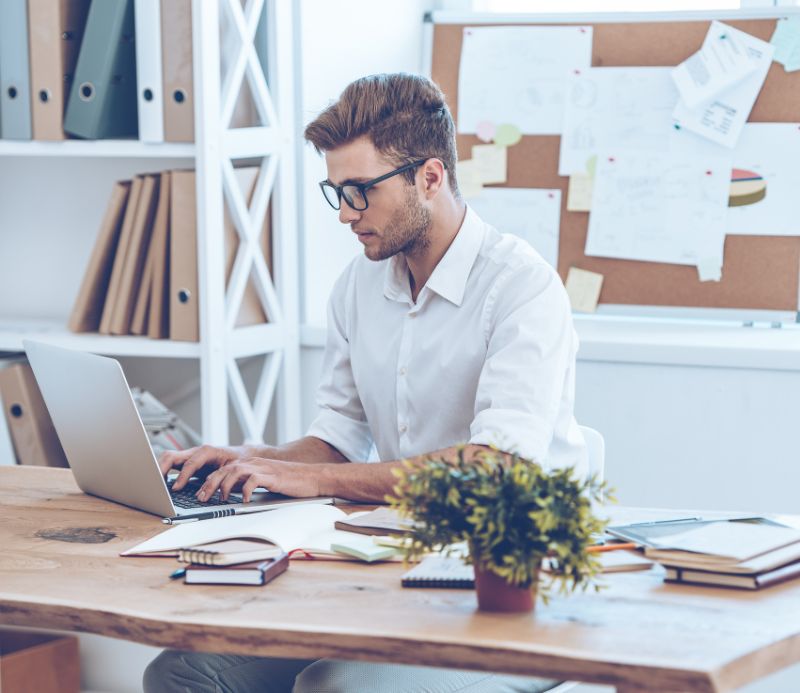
[{"x1": 363, "y1": 186, "x2": 432, "y2": 262}]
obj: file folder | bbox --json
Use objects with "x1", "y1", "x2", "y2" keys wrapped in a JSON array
[
  {"x1": 99, "y1": 176, "x2": 143, "y2": 334},
  {"x1": 134, "y1": 0, "x2": 164, "y2": 142},
  {"x1": 161, "y1": 0, "x2": 194, "y2": 142},
  {"x1": 110, "y1": 175, "x2": 159, "y2": 335},
  {"x1": 148, "y1": 171, "x2": 171, "y2": 339},
  {"x1": 27, "y1": 0, "x2": 91, "y2": 140},
  {"x1": 68, "y1": 181, "x2": 132, "y2": 333},
  {"x1": 63, "y1": 0, "x2": 138, "y2": 139},
  {"x1": 0, "y1": 363, "x2": 69, "y2": 468},
  {"x1": 169, "y1": 170, "x2": 199, "y2": 341},
  {"x1": 0, "y1": 0, "x2": 33, "y2": 140}
]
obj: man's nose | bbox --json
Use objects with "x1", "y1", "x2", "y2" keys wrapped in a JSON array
[{"x1": 338, "y1": 202, "x2": 360, "y2": 225}]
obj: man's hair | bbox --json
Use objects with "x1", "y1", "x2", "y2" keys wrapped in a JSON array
[{"x1": 304, "y1": 73, "x2": 459, "y2": 194}]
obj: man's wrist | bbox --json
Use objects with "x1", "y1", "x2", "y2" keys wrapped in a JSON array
[{"x1": 317, "y1": 463, "x2": 339, "y2": 497}]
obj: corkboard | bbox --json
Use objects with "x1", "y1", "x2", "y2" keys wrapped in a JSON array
[{"x1": 432, "y1": 18, "x2": 800, "y2": 310}]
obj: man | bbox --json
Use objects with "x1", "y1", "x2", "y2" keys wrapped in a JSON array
[{"x1": 144, "y1": 73, "x2": 585, "y2": 693}]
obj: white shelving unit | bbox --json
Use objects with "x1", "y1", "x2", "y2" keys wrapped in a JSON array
[{"x1": 0, "y1": 0, "x2": 301, "y2": 446}]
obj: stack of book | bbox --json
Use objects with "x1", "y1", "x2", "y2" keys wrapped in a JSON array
[
  {"x1": 68, "y1": 166, "x2": 271, "y2": 341},
  {"x1": 0, "y1": 0, "x2": 264, "y2": 141},
  {"x1": 638, "y1": 519, "x2": 800, "y2": 590}
]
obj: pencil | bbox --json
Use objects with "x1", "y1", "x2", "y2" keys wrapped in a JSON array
[{"x1": 587, "y1": 542, "x2": 638, "y2": 553}]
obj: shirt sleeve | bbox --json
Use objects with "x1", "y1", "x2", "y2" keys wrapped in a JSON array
[
  {"x1": 468, "y1": 260, "x2": 577, "y2": 465},
  {"x1": 306, "y1": 264, "x2": 374, "y2": 462}
]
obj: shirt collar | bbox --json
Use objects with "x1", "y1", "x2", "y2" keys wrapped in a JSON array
[{"x1": 383, "y1": 206, "x2": 485, "y2": 307}]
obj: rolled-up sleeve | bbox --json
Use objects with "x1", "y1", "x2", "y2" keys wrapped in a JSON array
[
  {"x1": 469, "y1": 261, "x2": 576, "y2": 464},
  {"x1": 306, "y1": 266, "x2": 374, "y2": 462}
]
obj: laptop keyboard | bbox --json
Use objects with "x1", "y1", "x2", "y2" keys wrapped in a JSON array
[{"x1": 167, "y1": 479, "x2": 240, "y2": 509}]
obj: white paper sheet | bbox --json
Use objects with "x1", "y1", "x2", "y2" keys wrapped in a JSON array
[
  {"x1": 671, "y1": 21, "x2": 757, "y2": 109},
  {"x1": 559, "y1": 67, "x2": 677, "y2": 176},
  {"x1": 468, "y1": 188, "x2": 561, "y2": 268},
  {"x1": 457, "y1": 26, "x2": 593, "y2": 135},
  {"x1": 673, "y1": 24, "x2": 774, "y2": 148},
  {"x1": 586, "y1": 151, "x2": 731, "y2": 273},
  {"x1": 670, "y1": 123, "x2": 800, "y2": 236}
]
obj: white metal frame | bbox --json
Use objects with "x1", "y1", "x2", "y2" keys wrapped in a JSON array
[{"x1": 193, "y1": 0, "x2": 300, "y2": 445}]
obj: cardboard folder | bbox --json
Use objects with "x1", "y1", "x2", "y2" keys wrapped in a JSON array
[
  {"x1": 110, "y1": 175, "x2": 159, "y2": 335},
  {"x1": 148, "y1": 171, "x2": 172, "y2": 339},
  {"x1": 99, "y1": 176, "x2": 143, "y2": 334},
  {"x1": 169, "y1": 170, "x2": 199, "y2": 341},
  {"x1": 0, "y1": 363, "x2": 68, "y2": 468},
  {"x1": 63, "y1": 0, "x2": 138, "y2": 139},
  {"x1": 68, "y1": 180, "x2": 131, "y2": 333},
  {"x1": 0, "y1": 0, "x2": 33, "y2": 140},
  {"x1": 27, "y1": 0, "x2": 91, "y2": 140},
  {"x1": 160, "y1": 0, "x2": 194, "y2": 142}
]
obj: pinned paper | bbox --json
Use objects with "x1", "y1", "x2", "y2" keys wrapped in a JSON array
[
  {"x1": 567, "y1": 174, "x2": 594, "y2": 212},
  {"x1": 456, "y1": 159, "x2": 484, "y2": 199},
  {"x1": 671, "y1": 22, "x2": 757, "y2": 109},
  {"x1": 476, "y1": 120, "x2": 496, "y2": 142},
  {"x1": 696, "y1": 257, "x2": 723, "y2": 282},
  {"x1": 673, "y1": 24, "x2": 774, "y2": 149},
  {"x1": 771, "y1": 17, "x2": 800, "y2": 72},
  {"x1": 494, "y1": 123, "x2": 522, "y2": 147},
  {"x1": 471, "y1": 143, "x2": 507, "y2": 185},
  {"x1": 565, "y1": 267, "x2": 604, "y2": 313}
]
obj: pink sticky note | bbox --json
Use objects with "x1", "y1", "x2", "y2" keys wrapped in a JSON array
[{"x1": 476, "y1": 121, "x2": 496, "y2": 143}]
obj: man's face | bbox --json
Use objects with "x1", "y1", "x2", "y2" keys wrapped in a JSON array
[{"x1": 324, "y1": 136, "x2": 432, "y2": 262}]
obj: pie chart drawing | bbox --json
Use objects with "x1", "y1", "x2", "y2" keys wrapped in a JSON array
[{"x1": 729, "y1": 168, "x2": 767, "y2": 207}]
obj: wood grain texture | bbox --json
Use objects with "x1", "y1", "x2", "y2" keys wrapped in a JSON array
[
  {"x1": 2, "y1": 468, "x2": 800, "y2": 692},
  {"x1": 432, "y1": 18, "x2": 800, "y2": 310}
]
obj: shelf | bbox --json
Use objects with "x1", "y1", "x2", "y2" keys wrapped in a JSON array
[
  {"x1": 0, "y1": 140, "x2": 196, "y2": 159},
  {"x1": 0, "y1": 319, "x2": 287, "y2": 360}
]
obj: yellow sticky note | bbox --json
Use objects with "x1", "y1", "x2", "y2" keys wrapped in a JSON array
[
  {"x1": 471, "y1": 143, "x2": 507, "y2": 185},
  {"x1": 565, "y1": 267, "x2": 604, "y2": 313},
  {"x1": 567, "y1": 174, "x2": 594, "y2": 212},
  {"x1": 456, "y1": 159, "x2": 484, "y2": 199}
]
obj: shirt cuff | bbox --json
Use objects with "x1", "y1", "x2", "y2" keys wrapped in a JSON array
[{"x1": 306, "y1": 407, "x2": 373, "y2": 463}]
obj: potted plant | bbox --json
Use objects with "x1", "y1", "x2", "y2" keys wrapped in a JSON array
[{"x1": 388, "y1": 447, "x2": 608, "y2": 613}]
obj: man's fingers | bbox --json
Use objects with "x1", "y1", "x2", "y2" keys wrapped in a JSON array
[
  {"x1": 172, "y1": 445, "x2": 228, "y2": 490},
  {"x1": 242, "y1": 473, "x2": 273, "y2": 503},
  {"x1": 158, "y1": 448, "x2": 195, "y2": 477}
]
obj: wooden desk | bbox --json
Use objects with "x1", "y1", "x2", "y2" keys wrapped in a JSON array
[{"x1": 2, "y1": 467, "x2": 799, "y2": 693}]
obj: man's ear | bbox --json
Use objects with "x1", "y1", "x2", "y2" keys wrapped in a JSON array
[{"x1": 420, "y1": 159, "x2": 446, "y2": 199}]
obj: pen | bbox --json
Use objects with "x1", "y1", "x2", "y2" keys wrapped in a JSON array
[
  {"x1": 162, "y1": 505, "x2": 277, "y2": 524},
  {"x1": 624, "y1": 517, "x2": 701, "y2": 527}
]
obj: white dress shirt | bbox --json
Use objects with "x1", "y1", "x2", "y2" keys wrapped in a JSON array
[{"x1": 306, "y1": 206, "x2": 587, "y2": 476}]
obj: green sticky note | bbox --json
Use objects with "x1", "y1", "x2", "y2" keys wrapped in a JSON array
[
  {"x1": 494, "y1": 123, "x2": 522, "y2": 147},
  {"x1": 586, "y1": 154, "x2": 598, "y2": 178},
  {"x1": 771, "y1": 17, "x2": 800, "y2": 72}
]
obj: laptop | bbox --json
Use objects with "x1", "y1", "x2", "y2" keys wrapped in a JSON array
[{"x1": 24, "y1": 340, "x2": 330, "y2": 518}]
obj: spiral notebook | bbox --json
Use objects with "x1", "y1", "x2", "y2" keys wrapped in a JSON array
[{"x1": 401, "y1": 555, "x2": 475, "y2": 589}]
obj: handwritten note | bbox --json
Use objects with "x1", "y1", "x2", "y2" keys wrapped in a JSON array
[
  {"x1": 458, "y1": 26, "x2": 593, "y2": 135},
  {"x1": 771, "y1": 16, "x2": 800, "y2": 72}
]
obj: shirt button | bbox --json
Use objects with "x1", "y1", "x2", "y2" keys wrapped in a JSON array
[
  {"x1": 399, "y1": 367, "x2": 407, "y2": 376},
  {"x1": 399, "y1": 424, "x2": 408, "y2": 434}
]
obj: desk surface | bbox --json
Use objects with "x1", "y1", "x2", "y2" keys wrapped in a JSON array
[{"x1": 2, "y1": 467, "x2": 800, "y2": 693}]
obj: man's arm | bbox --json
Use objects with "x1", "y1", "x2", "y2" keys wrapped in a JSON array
[
  {"x1": 161, "y1": 436, "x2": 348, "y2": 491},
  {"x1": 194, "y1": 444, "x2": 496, "y2": 503}
]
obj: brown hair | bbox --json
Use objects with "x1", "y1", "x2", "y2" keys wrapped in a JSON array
[{"x1": 304, "y1": 73, "x2": 459, "y2": 194}]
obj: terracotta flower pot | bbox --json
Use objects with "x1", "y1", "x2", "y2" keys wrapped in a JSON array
[{"x1": 473, "y1": 565, "x2": 537, "y2": 613}]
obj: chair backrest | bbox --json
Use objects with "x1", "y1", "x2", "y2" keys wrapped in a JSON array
[{"x1": 579, "y1": 425, "x2": 605, "y2": 484}]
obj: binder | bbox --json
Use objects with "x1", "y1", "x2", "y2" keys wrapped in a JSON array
[
  {"x1": 147, "y1": 171, "x2": 171, "y2": 339},
  {"x1": 160, "y1": 0, "x2": 194, "y2": 142},
  {"x1": 0, "y1": 0, "x2": 33, "y2": 140},
  {"x1": 99, "y1": 176, "x2": 143, "y2": 334},
  {"x1": 0, "y1": 363, "x2": 69, "y2": 468},
  {"x1": 63, "y1": 0, "x2": 138, "y2": 139},
  {"x1": 134, "y1": 0, "x2": 164, "y2": 142},
  {"x1": 110, "y1": 175, "x2": 159, "y2": 335},
  {"x1": 169, "y1": 170, "x2": 199, "y2": 341},
  {"x1": 27, "y1": 0, "x2": 91, "y2": 141},
  {"x1": 68, "y1": 181, "x2": 132, "y2": 333}
]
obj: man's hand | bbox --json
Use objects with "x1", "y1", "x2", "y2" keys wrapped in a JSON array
[
  {"x1": 195, "y1": 458, "x2": 326, "y2": 502},
  {"x1": 158, "y1": 445, "x2": 252, "y2": 490}
]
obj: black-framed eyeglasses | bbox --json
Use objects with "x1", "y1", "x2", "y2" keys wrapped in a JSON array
[{"x1": 319, "y1": 159, "x2": 428, "y2": 211}]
